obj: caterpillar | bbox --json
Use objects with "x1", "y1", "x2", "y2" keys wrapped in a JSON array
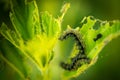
[
  {"x1": 59, "y1": 28, "x2": 84, "y2": 51},
  {"x1": 59, "y1": 28, "x2": 90, "y2": 71},
  {"x1": 60, "y1": 53, "x2": 90, "y2": 71}
]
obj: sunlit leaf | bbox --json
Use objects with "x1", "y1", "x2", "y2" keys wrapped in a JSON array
[
  {"x1": 0, "y1": 0, "x2": 69, "y2": 80},
  {"x1": 60, "y1": 16, "x2": 120, "y2": 79}
]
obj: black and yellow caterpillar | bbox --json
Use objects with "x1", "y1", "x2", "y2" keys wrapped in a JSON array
[{"x1": 59, "y1": 27, "x2": 90, "y2": 71}]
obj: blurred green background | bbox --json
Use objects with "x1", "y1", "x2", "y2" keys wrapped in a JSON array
[{"x1": 0, "y1": 0, "x2": 120, "y2": 80}]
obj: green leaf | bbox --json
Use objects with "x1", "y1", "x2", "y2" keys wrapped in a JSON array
[
  {"x1": 10, "y1": 0, "x2": 37, "y2": 40},
  {"x1": 0, "y1": 39, "x2": 43, "y2": 80},
  {"x1": 60, "y1": 16, "x2": 120, "y2": 79},
  {"x1": 0, "y1": 0, "x2": 69, "y2": 80}
]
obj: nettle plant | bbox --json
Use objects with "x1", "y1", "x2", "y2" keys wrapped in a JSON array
[{"x1": 0, "y1": 0, "x2": 120, "y2": 80}]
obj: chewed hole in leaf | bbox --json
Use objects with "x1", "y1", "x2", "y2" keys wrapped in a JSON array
[
  {"x1": 93, "y1": 20, "x2": 101, "y2": 30},
  {"x1": 79, "y1": 18, "x2": 87, "y2": 28},
  {"x1": 93, "y1": 33, "x2": 103, "y2": 42},
  {"x1": 82, "y1": 18, "x2": 87, "y2": 24},
  {"x1": 109, "y1": 21, "x2": 114, "y2": 26},
  {"x1": 101, "y1": 21, "x2": 107, "y2": 26},
  {"x1": 89, "y1": 16, "x2": 95, "y2": 20}
]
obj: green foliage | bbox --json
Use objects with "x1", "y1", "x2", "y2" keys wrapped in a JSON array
[
  {"x1": 0, "y1": 0, "x2": 66, "y2": 80},
  {"x1": 60, "y1": 16, "x2": 120, "y2": 79},
  {"x1": 0, "y1": 0, "x2": 120, "y2": 80}
]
